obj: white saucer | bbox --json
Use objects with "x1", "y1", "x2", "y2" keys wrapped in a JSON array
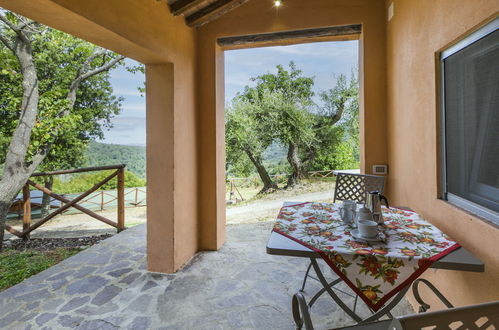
[{"x1": 351, "y1": 229, "x2": 385, "y2": 242}]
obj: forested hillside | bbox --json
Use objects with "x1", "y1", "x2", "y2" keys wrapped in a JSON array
[{"x1": 85, "y1": 141, "x2": 146, "y2": 178}]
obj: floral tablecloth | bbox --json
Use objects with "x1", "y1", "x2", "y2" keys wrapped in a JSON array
[{"x1": 273, "y1": 202, "x2": 460, "y2": 311}]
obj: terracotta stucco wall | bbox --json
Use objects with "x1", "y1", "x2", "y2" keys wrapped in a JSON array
[
  {"x1": 386, "y1": 0, "x2": 499, "y2": 308},
  {"x1": 196, "y1": 0, "x2": 389, "y2": 250},
  {"x1": 0, "y1": 0, "x2": 199, "y2": 272}
]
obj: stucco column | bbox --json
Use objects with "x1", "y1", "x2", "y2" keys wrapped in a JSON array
[
  {"x1": 146, "y1": 64, "x2": 175, "y2": 273},
  {"x1": 198, "y1": 46, "x2": 226, "y2": 251}
]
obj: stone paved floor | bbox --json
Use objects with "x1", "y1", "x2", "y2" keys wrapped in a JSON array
[{"x1": 0, "y1": 222, "x2": 413, "y2": 329}]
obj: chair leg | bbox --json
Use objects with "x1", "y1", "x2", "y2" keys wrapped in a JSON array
[
  {"x1": 412, "y1": 279, "x2": 453, "y2": 312},
  {"x1": 292, "y1": 292, "x2": 314, "y2": 330},
  {"x1": 300, "y1": 262, "x2": 313, "y2": 292}
]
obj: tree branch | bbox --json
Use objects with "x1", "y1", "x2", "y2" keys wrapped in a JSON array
[
  {"x1": 77, "y1": 55, "x2": 125, "y2": 82},
  {"x1": 0, "y1": 33, "x2": 14, "y2": 52},
  {"x1": 77, "y1": 48, "x2": 107, "y2": 76},
  {"x1": 62, "y1": 52, "x2": 125, "y2": 116},
  {"x1": 0, "y1": 13, "x2": 29, "y2": 43},
  {"x1": 16, "y1": 18, "x2": 39, "y2": 31}
]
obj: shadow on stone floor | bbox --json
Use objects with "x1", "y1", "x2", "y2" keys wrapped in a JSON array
[{"x1": 0, "y1": 222, "x2": 413, "y2": 329}]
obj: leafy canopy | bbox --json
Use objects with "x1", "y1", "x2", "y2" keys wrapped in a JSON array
[
  {"x1": 0, "y1": 22, "x2": 123, "y2": 171},
  {"x1": 225, "y1": 62, "x2": 360, "y2": 182}
]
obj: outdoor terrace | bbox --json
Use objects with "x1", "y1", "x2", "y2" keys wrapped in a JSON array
[{"x1": 0, "y1": 222, "x2": 412, "y2": 329}]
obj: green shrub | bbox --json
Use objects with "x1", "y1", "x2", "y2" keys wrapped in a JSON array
[
  {"x1": 51, "y1": 170, "x2": 145, "y2": 194},
  {"x1": 0, "y1": 248, "x2": 81, "y2": 291}
]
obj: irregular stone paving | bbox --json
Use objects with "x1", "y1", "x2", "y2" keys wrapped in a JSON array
[{"x1": 0, "y1": 222, "x2": 413, "y2": 329}]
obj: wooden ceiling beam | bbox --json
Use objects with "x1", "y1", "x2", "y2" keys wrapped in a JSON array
[
  {"x1": 185, "y1": 0, "x2": 249, "y2": 27},
  {"x1": 217, "y1": 24, "x2": 362, "y2": 48},
  {"x1": 169, "y1": 0, "x2": 206, "y2": 16}
]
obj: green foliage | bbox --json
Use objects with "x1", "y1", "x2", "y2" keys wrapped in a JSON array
[
  {"x1": 225, "y1": 62, "x2": 360, "y2": 184},
  {"x1": 246, "y1": 62, "x2": 315, "y2": 103},
  {"x1": 226, "y1": 62, "x2": 317, "y2": 184},
  {"x1": 84, "y1": 141, "x2": 146, "y2": 178},
  {"x1": 225, "y1": 93, "x2": 274, "y2": 177},
  {"x1": 312, "y1": 140, "x2": 359, "y2": 171},
  {"x1": 51, "y1": 170, "x2": 145, "y2": 194},
  {"x1": 0, "y1": 248, "x2": 81, "y2": 291},
  {"x1": 310, "y1": 73, "x2": 360, "y2": 170},
  {"x1": 0, "y1": 18, "x2": 124, "y2": 171},
  {"x1": 245, "y1": 62, "x2": 316, "y2": 151}
]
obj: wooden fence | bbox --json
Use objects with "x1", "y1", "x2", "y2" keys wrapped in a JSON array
[
  {"x1": 308, "y1": 170, "x2": 336, "y2": 178},
  {"x1": 78, "y1": 187, "x2": 146, "y2": 211},
  {"x1": 5, "y1": 164, "x2": 126, "y2": 240}
]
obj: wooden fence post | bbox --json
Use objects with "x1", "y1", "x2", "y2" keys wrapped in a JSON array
[
  {"x1": 22, "y1": 184, "x2": 31, "y2": 241},
  {"x1": 117, "y1": 168, "x2": 125, "y2": 232}
]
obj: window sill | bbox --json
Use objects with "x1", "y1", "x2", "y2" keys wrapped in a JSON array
[{"x1": 439, "y1": 195, "x2": 499, "y2": 229}]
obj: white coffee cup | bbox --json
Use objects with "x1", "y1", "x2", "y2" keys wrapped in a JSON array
[{"x1": 358, "y1": 220, "x2": 378, "y2": 238}]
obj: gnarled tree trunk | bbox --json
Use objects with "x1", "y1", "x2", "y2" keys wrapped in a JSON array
[
  {"x1": 0, "y1": 171, "x2": 32, "y2": 245},
  {"x1": 245, "y1": 149, "x2": 278, "y2": 193},
  {"x1": 286, "y1": 142, "x2": 307, "y2": 188}
]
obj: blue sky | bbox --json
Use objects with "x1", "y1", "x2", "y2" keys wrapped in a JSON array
[
  {"x1": 100, "y1": 58, "x2": 146, "y2": 146},
  {"x1": 225, "y1": 40, "x2": 359, "y2": 104},
  {"x1": 101, "y1": 40, "x2": 358, "y2": 146}
]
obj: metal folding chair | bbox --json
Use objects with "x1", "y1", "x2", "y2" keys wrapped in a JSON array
[
  {"x1": 293, "y1": 289, "x2": 499, "y2": 330},
  {"x1": 333, "y1": 173, "x2": 385, "y2": 204},
  {"x1": 299, "y1": 172, "x2": 386, "y2": 293}
]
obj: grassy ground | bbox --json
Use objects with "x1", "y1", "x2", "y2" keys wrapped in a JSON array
[
  {"x1": 0, "y1": 248, "x2": 81, "y2": 291},
  {"x1": 226, "y1": 177, "x2": 335, "y2": 208}
]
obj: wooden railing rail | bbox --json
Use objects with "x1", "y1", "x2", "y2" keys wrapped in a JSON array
[
  {"x1": 30, "y1": 164, "x2": 126, "y2": 177},
  {"x1": 73, "y1": 187, "x2": 146, "y2": 211},
  {"x1": 5, "y1": 164, "x2": 126, "y2": 240},
  {"x1": 308, "y1": 170, "x2": 336, "y2": 178}
]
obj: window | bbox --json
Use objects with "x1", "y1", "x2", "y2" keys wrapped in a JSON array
[{"x1": 440, "y1": 18, "x2": 499, "y2": 224}]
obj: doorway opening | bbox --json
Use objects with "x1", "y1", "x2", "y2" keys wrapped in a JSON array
[{"x1": 224, "y1": 39, "x2": 360, "y2": 225}]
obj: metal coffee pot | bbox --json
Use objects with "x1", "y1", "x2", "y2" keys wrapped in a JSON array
[{"x1": 366, "y1": 191, "x2": 389, "y2": 224}]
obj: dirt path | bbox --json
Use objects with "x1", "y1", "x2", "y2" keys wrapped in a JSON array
[
  {"x1": 4, "y1": 188, "x2": 332, "y2": 239},
  {"x1": 226, "y1": 189, "x2": 333, "y2": 224},
  {"x1": 5, "y1": 206, "x2": 147, "y2": 239}
]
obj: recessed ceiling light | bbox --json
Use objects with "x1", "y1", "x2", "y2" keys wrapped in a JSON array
[{"x1": 274, "y1": 0, "x2": 282, "y2": 7}]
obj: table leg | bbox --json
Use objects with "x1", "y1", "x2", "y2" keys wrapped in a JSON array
[
  {"x1": 307, "y1": 258, "x2": 412, "y2": 324},
  {"x1": 300, "y1": 262, "x2": 313, "y2": 292},
  {"x1": 310, "y1": 258, "x2": 363, "y2": 323}
]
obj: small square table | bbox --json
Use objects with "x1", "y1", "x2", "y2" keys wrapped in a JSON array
[{"x1": 266, "y1": 202, "x2": 485, "y2": 324}]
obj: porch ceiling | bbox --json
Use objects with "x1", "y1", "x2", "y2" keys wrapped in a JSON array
[{"x1": 167, "y1": 0, "x2": 250, "y2": 27}]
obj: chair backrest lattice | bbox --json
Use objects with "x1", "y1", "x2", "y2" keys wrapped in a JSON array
[
  {"x1": 391, "y1": 300, "x2": 499, "y2": 330},
  {"x1": 333, "y1": 173, "x2": 385, "y2": 204}
]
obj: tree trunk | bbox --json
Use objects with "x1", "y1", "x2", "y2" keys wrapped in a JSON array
[
  {"x1": 286, "y1": 142, "x2": 306, "y2": 188},
  {"x1": 41, "y1": 176, "x2": 54, "y2": 218},
  {"x1": 245, "y1": 149, "x2": 278, "y2": 193},
  {"x1": 0, "y1": 200, "x2": 9, "y2": 250},
  {"x1": 0, "y1": 19, "x2": 125, "y2": 249},
  {"x1": 0, "y1": 31, "x2": 40, "y2": 251},
  {"x1": 0, "y1": 171, "x2": 31, "y2": 251}
]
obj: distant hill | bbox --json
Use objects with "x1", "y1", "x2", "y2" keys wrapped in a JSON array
[{"x1": 85, "y1": 141, "x2": 146, "y2": 178}]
